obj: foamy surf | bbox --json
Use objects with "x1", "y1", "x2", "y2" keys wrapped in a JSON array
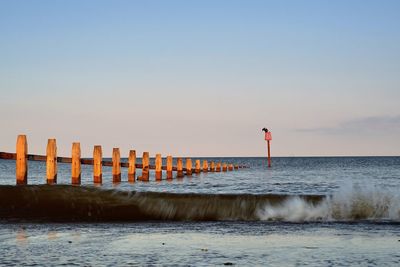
[{"x1": 258, "y1": 184, "x2": 400, "y2": 222}]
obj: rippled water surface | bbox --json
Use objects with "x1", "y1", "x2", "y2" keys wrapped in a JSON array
[{"x1": 1, "y1": 157, "x2": 399, "y2": 194}]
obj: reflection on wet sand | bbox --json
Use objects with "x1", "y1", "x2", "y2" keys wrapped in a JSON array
[
  {"x1": 48, "y1": 231, "x2": 57, "y2": 240},
  {"x1": 5, "y1": 222, "x2": 400, "y2": 266},
  {"x1": 16, "y1": 228, "x2": 27, "y2": 245}
]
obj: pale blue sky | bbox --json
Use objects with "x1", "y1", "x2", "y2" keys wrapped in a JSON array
[{"x1": 0, "y1": 0, "x2": 399, "y2": 157}]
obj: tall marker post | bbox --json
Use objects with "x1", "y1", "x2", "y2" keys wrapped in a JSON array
[{"x1": 262, "y1": 128, "x2": 272, "y2": 168}]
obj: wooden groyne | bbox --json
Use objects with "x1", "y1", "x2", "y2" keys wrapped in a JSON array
[{"x1": 0, "y1": 135, "x2": 247, "y2": 185}]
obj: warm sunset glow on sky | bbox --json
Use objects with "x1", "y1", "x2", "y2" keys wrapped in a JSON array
[{"x1": 1, "y1": 1, "x2": 399, "y2": 157}]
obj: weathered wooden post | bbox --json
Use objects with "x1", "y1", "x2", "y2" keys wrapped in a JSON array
[
  {"x1": 177, "y1": 158, "x2": 183, "y2": 178},
  {"x1": 128, "y1": 150, "x2": 136, "y2": 182},
  {"x1": 71, "y1": 142, "x2": 81, "y2": 185},
  {"x1": 203, "y1": 160, "x2": 208, "y2": 172},
  {"x1": 210, "y1": 161, "x2": 215, "y2": 172},
  {"x1": 186, "y1": 158, "x2": 192, "y2": 176},
  {"x1": 228, "y1": 164, "x2": 234, "y2": 171},
  {"x1": 93, "y1": 145, "x2": 103, "y2": 184},
  {"x1": 16, "y1": 135, "x2": 28, "y2": 185},
  {"x1": 155, "y1": 153, "x2": 162, "y2": 180},
  {"x1": 222, "y1": 163, "x2": 227, "y2": 172},
  {"x1": 166, "y1": 156, "x2": 173, "y2": 179},
  {"x1": 140, "y1": 152, "x2": 150, "y2": 181},
  {"x1": 216, "y1": 162, "x2": 221, "y2": 172},
  {"x1": 46, "y1": 139, "x2": 57, "y2": 184},
  {"x1": 112, "y1": 148, "x2": 121, "y2": 183},
  {"x1": 195, "y1": 160, "x2": 201, "y2": 174}
]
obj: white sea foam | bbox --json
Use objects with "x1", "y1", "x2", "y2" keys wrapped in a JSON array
[
  {"x1": 257, "y1": 196, "x2": 330, "y2": 222},
  {"x1": 257, "y1": 183, "x2": 400, "y2": 222}
]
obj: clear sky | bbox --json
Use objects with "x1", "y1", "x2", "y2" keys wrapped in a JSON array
[{"x1": 0, "y1": 0, "x2": 399, "y2": 157}]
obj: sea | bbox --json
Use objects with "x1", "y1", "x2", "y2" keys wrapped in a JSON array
[{"x1": 0, "y1": 156, "x2": 400, "y2": 266}]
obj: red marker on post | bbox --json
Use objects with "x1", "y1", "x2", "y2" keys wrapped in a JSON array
[{"x1": 262, "y1": 128, "x2": 272, "y2": 167}]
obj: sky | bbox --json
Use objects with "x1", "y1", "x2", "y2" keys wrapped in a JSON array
[{"x1": 0, "y1": 0, "x2": 399, "y2": 157}]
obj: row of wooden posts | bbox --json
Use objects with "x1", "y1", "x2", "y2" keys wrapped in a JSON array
[{"x1": 0, "y1": 135, "x2": 246, "y2": 185}]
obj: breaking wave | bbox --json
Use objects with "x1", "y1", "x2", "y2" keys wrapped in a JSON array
[
  {"x1": 258, "y1": 183, "x2": 400, "y2": 222},
  {"x1": 0, "y1": 184, "x2": 399, "y2": 222}
]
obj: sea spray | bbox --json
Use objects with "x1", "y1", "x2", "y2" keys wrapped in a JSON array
[
  {"x1": 329, "y1": 183, "x2": 400, "y2": 220},
  {"x1": 257, "y1": 196, "x2": 330, "y2": 222},
  {"x1": 257, "y1": 183, "x2": 400, "y2": 222}
]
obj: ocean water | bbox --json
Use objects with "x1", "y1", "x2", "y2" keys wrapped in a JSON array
[{"x1": 1, "y1": 157, "x2": 400, "y2": 266}]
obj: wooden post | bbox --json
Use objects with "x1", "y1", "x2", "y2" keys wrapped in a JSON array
[
  {"x1": 202, "y1": 160, "x2": 208, "y2": 172},
  {"x1": 195, "y1": 160, "x2": 201, "y2": 174},
  {"x1": 46, "y1": 139, "x2": 57, "y2": 184},
  {"x1": 216, "y1": 162, "x2": 221, "y2": 172},
  {"x1": 16, "y1": 135, "x2": 28, "y2": 185},
  {"x1": 166, "y1": 156, "x2": 173, "y2": 179},
  {"x1": 155, "y1": 153, "x2": 162, "y2": 180},
  {"x1": 93, "y1": 145, "x2": 102, "y2": 184},
  {"x1": 177, "y1": 158, "x2": 183, "y2": 178},
  {"x1": 112, "y1": 148, "x2": 121, "y2": 183},
  {"x1": 228, "y1": 164, "x2": 233, "y2": 171},
  {"x1": 128, "y1": 150, "x2": 136, "y2": 183},
  {"x1": 71, "y1": 142, "x2": 81, "y2": 185},
  {"x1": 186, "y1": 158, "x2": 192, "y2": 176},
  {"x1": 140, "y1": 152, "x2": 150, "y2": 181},
  {"x1": 267, "y1": 140, "x2": 271, "y2": 168},
  {"x1": 210, "y1": 161, "x2": 215, "y2": 172},
  {"x1": 222, "y1": 163, "x2": 227, "y2": 172}
]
